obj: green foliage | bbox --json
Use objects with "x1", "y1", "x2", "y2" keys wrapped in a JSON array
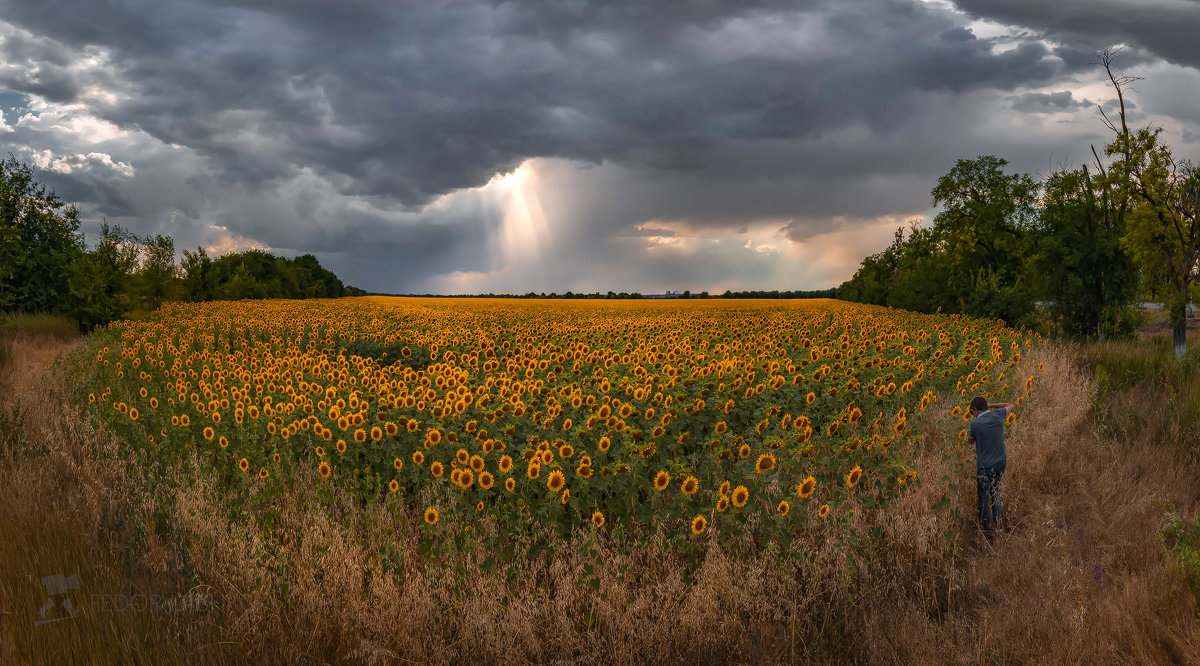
[
  {"x1": 1106, "y1": 127, "x2": 1200, "y2": 354},
  {"x1": 179, "y1": 248, "x2": 351, "y2": 302},
  {"x1": 1027, "y1": 166, "x2": 1139, "y2": 339},
  {"x1": 0, "y1": 154, "x2": 85, "y2": 314},
  {"x1": 1162, "y1": 511, "x2": 1200, "y2": 614},
  {"x1": 840, "y1": 156, "x2": 1040, "y2": 327},
  {"x1": 0, "y1": 155, "x2": 360, "y2": 329}
]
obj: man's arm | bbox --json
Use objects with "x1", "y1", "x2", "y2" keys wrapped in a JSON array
[{"x1": 989, "y1": 402, "x2": 1015, "y2": 413}]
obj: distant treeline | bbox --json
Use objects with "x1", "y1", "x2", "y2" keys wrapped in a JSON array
[
  {"x1": 381, "y1": 288, "x2": 839, "y2": 299},
  {"x1": 1, "y1": 155, "x2": 363, "y2": 330},
  {"x1": 837, "y1": 55, "x2": 1199, "y2": 355}
]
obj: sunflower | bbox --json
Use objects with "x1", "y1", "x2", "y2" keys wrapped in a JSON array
[
  {"x1": 505, "y1": 477, "x2": 516, "y2": 492},
  {"x1": 336, "y1": 439, "x2": 347, "y2": 454},
  {"x1": 731, "y1": 485, "x2": 749, "y2": 508},
  {"x1": 371, "y1": 426, "x2": 383, "y2": 442},
  {"x1": 459, "y1": 469, "x2": 474, "y2": 488},
  {"x1": 777, "y1": 500, "x2": 790, "y2": 516},
  {"x1": 219, "y1": 436, "x2": 229, "y2": 449},
  {"x1": 718, "y1": 480, "x2": 731, "y2": 497},
  {"x1": 1005, "y1": 412, "x2": 1016, "y2": 426},
  {"x1": 318, "y1": 461, "x2": 331, "y2": 478},
  {"x1": 424, "y1": 507, "x2": 439, "y2": 525},
  {"x1": 526, "y1": 462, "x2": 541, "y2": 480},
  {"x1": 714, "y1": 420, "x2": 728, "y2": 435},
  {"x1": 238, "y1": 457, "x2": 250, "y2": 472},
  {"x1": 681, "y1": 475, "x2": 699, "y2": 496},
  {"x1": 451, "y1": 468, "x2": 462, "y2": 485},
  {"x1": 388, "y1": 479, "x2": 399, "y2": 493},
  {"x1": 393, "y1": 457, "x2": 404, "y2": 471},
  {"x1": 819, "y1": 504, "x2": 830, "y2": 518},
  {"x1": 412, "y1": 450, "x2": 425, "y2": 465},
  {"x1": 737, "y1": 443, "x2": 752, "y2": 459},
  {"x1": 560, "y1": 488, "x2": 570, "y2": 504},
  {"x1": 547, "y1": 469, "x2": 566, "y2": 493},
  {"x1": 653, "y1": 470, "x2": 670, "y2": 491},
  {"x1": 845, "y1": 465, "x2": 863, "y2": 489},
  {"x1": 407, "y1": 419, "x2": 419, "y2": 433},
  {"x1": 430, "y1": 461, "x2": 444, "y2": 478},
  {"x1": 598, "y1": 436, "x2": 612, "y2": 452},
  {"x1": 755, "y1": 453, "x2": 776, "y2": 474},
  {"x1": 498, "y1": 454, "x2": 513, "y2": 473},
  {"x1": 203, "y1": 426, "x2": 215, "y2": 441},
  {"x1": 385, "y1": 421, "x2": 399, "y2": 436},
  {"x1": 479, "y1": 471, "x2": 494, "y2": 490},
  {"x1": 591, "y1": 511, "x2": 605, "y2": 528},
  {"x1": 690, "y1": 515, "x2": 707, "y2": 535},
  {"x1": 129, "y1": 407, "x2": 139, "y2": 421},
  {"x1": 259, "y1": 468, "x2": 269, "y2": 480},
  {"x1": 716, "y1": 495, "x2": 730, "y2": 512},
  {"x1": 797, "y1": 475, "x2": 817, "y2": 499},
  {"x1": 806, "y1": 392, "x2": 816, "y2": 405}
]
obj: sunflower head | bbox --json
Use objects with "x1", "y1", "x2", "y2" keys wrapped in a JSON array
[
  {"x1": 755, "y1": 453, "x2": 776, "y2": 474},
  {"x1": 731, "y1": 485, "x2": 749, "y2": 508},
  {"x1": 690, "y1": 515, "x2": 707, "y2": 535},
  {"x1": 423, "y1": 507, "x2": 439, "y2": 525},
  {"x1": 681, "y1": 475, "x2": 699, "y2": 496},
  {"x1": 653, "y1": 470, "x2": 670, "y2": 492},
  {"x1": 591, "y1": 511, "x2": 605, "y2": 528},
  {"x1": 846, "y1": 465, "x2": 863, "y2": 489},
  {"x1": 547, "y1": 469, "x2": 566, "y2": 493},
  {"x1": 797, "y1": 475, "x2": 817, "y2": 499}
]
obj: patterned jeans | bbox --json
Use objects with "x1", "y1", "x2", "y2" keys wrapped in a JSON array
[{"x1": 976, "y1": 463, "x2": 1005, "y2": 533}]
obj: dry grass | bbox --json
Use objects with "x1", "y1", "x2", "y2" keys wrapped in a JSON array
[{"x1": 3, "y1": 332, "x2": 1200, "y2": 664}]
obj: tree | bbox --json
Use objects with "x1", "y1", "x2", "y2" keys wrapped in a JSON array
[
  {"x1": 837, "y1": 226, "x2": 907, "y2": 305},
  {"x1": 181, "y1": 246, "x2": 215, "y2": 301},
  {"x1": 1027, "y1": 166, "x2": 1138, "y2": 339},
  {"x1": 67, "y1": 222, "x2": 138, "y2": 330},
  {"x1": 928, "y1": 155, "x2": 1039, "y2": 324},
  {"x1": 0, "y1": 155, "x2": 84, "y2": 313},
  {"x1": 1100, "y1": 50, "x2": 1200, "y2": 357},
  {"x1": 133, "y1": 233, "x2": 180, "y2": 310}
]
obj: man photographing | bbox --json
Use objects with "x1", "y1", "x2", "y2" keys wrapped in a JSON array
[{"x1": 967, "y1": 396, "x2": 1015, "y2": 539}]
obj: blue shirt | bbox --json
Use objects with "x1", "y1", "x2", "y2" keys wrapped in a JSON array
[{"x1": 969, "y1": 407, "x2": 1008, "y2": 469}]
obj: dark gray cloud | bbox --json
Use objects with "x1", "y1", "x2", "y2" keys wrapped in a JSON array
[
  {"x1": 0, "y1": 0, "x2": 1071, "y2": 207},
  {"x1": 0, "y1": 0, "x2": 1196, "y2": 293},
  {"x1": 1010, "y1": 90, "x2": 1089, "y2": 113},
  {"x1": 952, "y1": 0, "x2": 1200, "y2": 71}
]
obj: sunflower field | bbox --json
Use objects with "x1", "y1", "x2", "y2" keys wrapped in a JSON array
[{"x1": 79, "y1": 297, "x2": 1039, "y2": 561}]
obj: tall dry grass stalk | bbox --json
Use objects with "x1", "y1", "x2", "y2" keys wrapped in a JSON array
[{"x1": 2, "y1": 335, "x2": 1200, "y2": 664}]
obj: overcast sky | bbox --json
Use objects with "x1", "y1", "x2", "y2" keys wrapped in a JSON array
[{"x1": 2, "y1": 0, "x2": 1198, "y2": 295}]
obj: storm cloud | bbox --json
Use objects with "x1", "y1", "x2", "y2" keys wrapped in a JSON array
[{"x1": 1, "y1": 0, "x2": 1197, "y2": 293}]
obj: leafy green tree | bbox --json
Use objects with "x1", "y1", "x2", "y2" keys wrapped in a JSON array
[
  {"x1": 928, "y1": 155, "x2": 1039, "y2": 324},
  {"x1": 181, "y1": 246, "x2": 215, "y2": 301},
  {"x1": 133, "y1": 233, "x2": 181, "y2": 310},
  {"x1": 1100, "y1": 50, "x2": 1200, "y2": 357},
  {"x1": 1028, "y1": 166, "x2": 1138, "y2": 339},
  {"x1": 68, "y1": 223, "x2": 138, "y2": 329},
  {"x1": 0, "y1": 155, "x2": 84, "y2": 313},
  {"x1": 838, "y1": 227, "x2": 907, "y2": 305}
]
